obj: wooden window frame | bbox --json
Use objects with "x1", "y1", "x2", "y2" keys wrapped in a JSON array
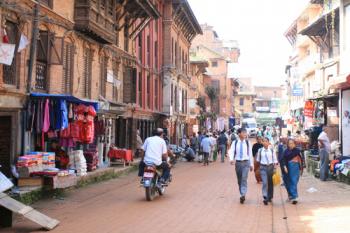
[
  {"x1": 62, "y1": 42, "x2": 74, "y2": 94},
  {"x1": 83, "y1": 48, "x2": 93, "y2": 98},
  {"x1": 2, "y1": 20, "x2": 20, "y2": 88}
]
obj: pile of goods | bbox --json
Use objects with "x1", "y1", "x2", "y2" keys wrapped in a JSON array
[
  {"x1": 84, "y1": 150, "x2": 98, "y2": 172},
  {"x1": 68, "y1": 150, "x2": 87, "y2": 176}
]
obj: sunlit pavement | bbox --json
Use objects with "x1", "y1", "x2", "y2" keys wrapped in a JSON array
[{"x1": 3, "y1": 161, "x2": 350, "y2": 233}]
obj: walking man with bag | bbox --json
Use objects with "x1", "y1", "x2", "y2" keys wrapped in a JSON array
[
  {"x1": 256, "y1": 137, "x2": 278, "y2": 205},
  {"x1": 229, "y1": 128, "x2": 254, "y2": 204}
]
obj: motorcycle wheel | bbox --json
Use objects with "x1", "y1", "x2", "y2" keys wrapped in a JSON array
[{"x1": 145, "y1": 186, "x2": 155, "y2": 201}]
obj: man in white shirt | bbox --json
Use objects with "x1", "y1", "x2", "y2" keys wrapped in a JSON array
[
  {"x1": 318, "y1": 126, "x2": 331, "y2": 181},
  {"x1": 229, "y1": 128, "x2": 254, "y2": 204},
  {"x1": 139, "y1": 128, "x2": 170, "y2": 183},
  {"x1": 256, "y1": 137, "x2": 278, "y2": 205}
]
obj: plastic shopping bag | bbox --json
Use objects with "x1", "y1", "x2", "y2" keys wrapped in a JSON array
[{"x1": 272, "y1": 169, "x2": 281, "y2": 186}]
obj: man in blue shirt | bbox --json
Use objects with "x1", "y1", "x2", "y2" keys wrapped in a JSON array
[{"x1": 201, "y1": 134, "x2": 213, "y2": 166}]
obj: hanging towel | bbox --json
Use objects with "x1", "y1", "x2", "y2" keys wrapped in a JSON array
[{"x1": 42, "y1": 99, "x2": 50, "y2": 132}]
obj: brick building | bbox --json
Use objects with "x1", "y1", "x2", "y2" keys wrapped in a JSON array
[
  {"x1": 233, "y1": 77, "x2": 256, "y2": 119},
  {"x1": 0, "y1": 0, "x2": 161, "y2": 176},
  {"x1": 191, "y1": 24, "x2": 240, "y2": 131},
  {"x1": 161, "y1": 0, "x2": 202, "y2": 144},
  {"x1": 188, "y1": 53, "x2": 209, "y2": 134}
]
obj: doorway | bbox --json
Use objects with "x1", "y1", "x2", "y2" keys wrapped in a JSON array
[{"x1": 0, "y1": 116, "x2": 12, "y2": 177}]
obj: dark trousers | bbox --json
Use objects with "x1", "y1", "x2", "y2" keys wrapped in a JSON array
[
  {"x1": 138, "y1": 161, "x2": 171, "y2": 181},
  {"x1": 203, "y1": 152, "x2": 209, "y2": 165},
  {"x1": 260, "y1": 164, "x2": 274, "y2": 200}
]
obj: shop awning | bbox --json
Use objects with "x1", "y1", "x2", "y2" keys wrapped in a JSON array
[
  {"x1": 329, "y1": 74, "x2": 350, "y2": 90},
  {"x1": 30, "y1": 93, "x2": 99, "y2": 111},
  {"x1": 308, "y1": 93, "x2": 338, "y2": 101}
]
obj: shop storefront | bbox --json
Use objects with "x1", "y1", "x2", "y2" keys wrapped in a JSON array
[{"x1": 12, "y1": 93, "x2": 133, "y2": 190}]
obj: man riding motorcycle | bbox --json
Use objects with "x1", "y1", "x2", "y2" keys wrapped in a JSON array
[{"x1": 138, "y1": 128, "x2": 171, "y2": 184}]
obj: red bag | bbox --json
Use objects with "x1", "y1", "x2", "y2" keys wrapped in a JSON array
[{"x1": 79, "y1": 121, "x2": 94, "y2": 144}]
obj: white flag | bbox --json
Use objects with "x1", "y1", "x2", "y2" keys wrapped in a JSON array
[
  {"x1": 0, "y1": 43, "x2": 15, "y2": 65},
  {"x1": 18, "y1": 34, "x2": 29, "y2": 52}
]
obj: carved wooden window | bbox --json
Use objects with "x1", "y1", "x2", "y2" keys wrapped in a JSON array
[
  {"x1": 138, "y1": 72, "x2": 142, "y2": 107},
  {"x1": 100, "y1": 56, "x2": 107, "y2": 98},
  {"x1": 147, "y1": 35, "x2": 150, "y2": 66},
  {"x1": 3, "y1": 20, "x2": 20, "y2": 87},
  {"x1": 62, "y1": 42, "x2": 74, "y2": 94},
  {"x1": 130, "y1": 68, "x2": 137, "y2": 104},
  {"x1": 100, "y1": 0, "x2": 106, "y2": 13},
  {"x1": 147, "y1": 74, "x2": 151, "y2": 108},
  {"x1": 154, "y1": 77, "x2": 158, "y2": 110},
  {"x1": 154, "y1": 41, "x2": 158, "y2": 70},
  {"x1": 112, "y1": 59, "x2": 119, "y2": 102},
  {"x1": 124, "y1": 21, "x2": 129, "y2": 52},
  {"x1": 83, "y1": 48, "x2": 92, "y2": 98},
  {"x1": 107, "y1": 0, "x2": 114, "y2": 17},
  {"x1": 138, "y1": 35, "x2": 142, "y2": 61},
  {"x1": 35, "y1": 30, "x2": 51, "y2": 91}
]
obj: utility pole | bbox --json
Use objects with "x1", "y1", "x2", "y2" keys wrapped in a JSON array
[{"x1": 26, "y1": 2, "x2": 39, "y2": 93}]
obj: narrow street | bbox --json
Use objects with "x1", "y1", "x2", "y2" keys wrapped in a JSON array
[{"x1": 4, "y1": 161, "x2": 350, "y2": 233}]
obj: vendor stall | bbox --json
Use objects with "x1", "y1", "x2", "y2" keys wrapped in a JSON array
[{"x1": 16, "y1": 93, "x2": 100, "y2": 189}]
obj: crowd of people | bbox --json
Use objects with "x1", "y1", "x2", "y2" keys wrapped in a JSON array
[
  {"x1": 179, "y1": 126, "x2": 305, "y2": 205},
  {"x1": 138, "y1": 124, "x2": 332, "y2": 206}
]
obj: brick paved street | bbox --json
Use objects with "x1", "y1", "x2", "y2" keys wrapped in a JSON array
[{"x1": 4, "y1": 161, "x2": 350, "y2": 233}]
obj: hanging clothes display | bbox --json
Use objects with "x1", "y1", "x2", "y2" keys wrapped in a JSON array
[{"x1": 42, "y1": 99, "x2": 50, "y2": 133}]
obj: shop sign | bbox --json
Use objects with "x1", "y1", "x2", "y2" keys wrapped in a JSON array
[
  {"x1": 292, "y1": 84, "x2": 303, "y2": 96},
  {"x1": 304, "y1": 101, "x2": 314, "y2": 117},
  {"x1": 342, "y1": 89, "x2": 350, "y2": 156},
  {"x1": 256, "y1": 106, "x2": 270, "y2": 112}
]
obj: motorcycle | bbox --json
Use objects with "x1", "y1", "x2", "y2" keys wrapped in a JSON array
[{"x1": 142, "y1": 163, "x2": 172, "y2": 201}]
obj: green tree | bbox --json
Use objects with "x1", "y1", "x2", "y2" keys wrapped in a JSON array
[{"x1": 205, "y1": 86, "x2": 218, "y2": 114}]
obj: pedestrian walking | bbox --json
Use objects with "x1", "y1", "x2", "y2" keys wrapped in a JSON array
[
  {"x1": 197, "y1": 131, "x2": 204, "y2": 162},
  {"x1": 282, "y1": 139, "x2": 303, "y2": 204},
  {"x1": 208, "y1": 133, "x2": 216, "y2": 162},
  {"x1": 256, "y1": 137, "x2": 278, "y2": 205},
  {"x1": 190, "y1": 133, "x2": 198, "y2": 155},
  {"x1": 217, "y1": 131, "x2": 228, "y2": 163},
  {"x1": 277, "y1": 138, "x2": 289, "y2": 197},
  {"x1": 201, "y1": 134, "x2": 213, "y2": 166},
  {"x1": 318, "y1": 126, "x2": 331, "y2": 181},
  {"x1": 229, "y1": 128, "x2": 254, "y2": 204},
  {"x1": 252, "y1": 136, "x2": 263, "y2": 183},
  {"x1": 181, "y1": 135, "x2": 188, "y2": 148}
]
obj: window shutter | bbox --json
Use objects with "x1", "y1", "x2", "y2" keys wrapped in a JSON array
[
  {"x1": 62, "y1": 42, "x2": 74, "y2": 93},
  {"x1": 50, "y1": 36, "x2": 63, "y2": 65}
]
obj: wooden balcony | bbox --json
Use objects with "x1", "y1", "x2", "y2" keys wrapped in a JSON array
[{"x1": 74, "y1": 0, "x2": 116, "y2": 44}]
